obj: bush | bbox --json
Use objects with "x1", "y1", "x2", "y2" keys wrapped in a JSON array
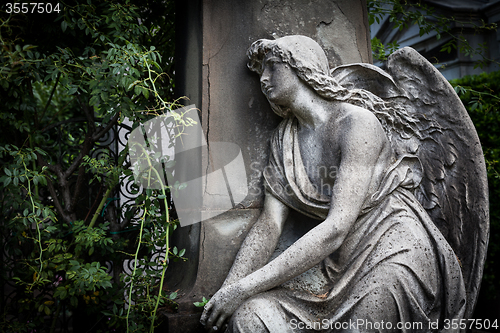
[
  {"x1": 0, "y1": 1, "x2": 186, "y2": 332},
  {"x1": 450, "y1": 71, "x2": 500, "y2": 315}
]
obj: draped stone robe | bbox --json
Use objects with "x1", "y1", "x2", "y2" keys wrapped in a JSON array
[{"x1": 243, "y1": 117, "x2": 467, "y2": 332}]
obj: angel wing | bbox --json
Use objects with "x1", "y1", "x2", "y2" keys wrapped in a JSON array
[
  {"x1": 385, "y1": 48, "x2": 489, "y2": 318},
  {"x1": 332, "y1": 47, "x2": 489, "y2": 319}
]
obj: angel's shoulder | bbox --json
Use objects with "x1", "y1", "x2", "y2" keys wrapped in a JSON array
[
  {"x1": 336, "y1": 102, "x2": 384, "y2": 138},
  {"x1": 334, "y1": 103, "x2": 388, "y2": 156}
]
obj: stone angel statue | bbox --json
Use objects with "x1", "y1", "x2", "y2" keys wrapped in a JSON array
[{"x1": 200, "y1": 35, "x2": 489, "y2": 332}]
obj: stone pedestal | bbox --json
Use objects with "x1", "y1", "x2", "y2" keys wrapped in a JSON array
[{"x1": 166, "y1": 1, "x2": 372, "y2": 331}]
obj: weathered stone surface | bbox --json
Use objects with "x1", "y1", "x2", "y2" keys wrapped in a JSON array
[
  {"x1": 200, "y1": 0, "x2": 372, "y2": 209},
  {"x1": 170, "y1": 1, "x2": 372, "y2": 318},
  {"x1": 168, "y1": 1, "x2": 378, "y2": 332},
  {"x1": 171, "y1": 2, "x2": 488, "y2": 332},
  {"x1": 199, "y1": 35, "x2": 488, "y2": 332},
  {"x1": 256, "y1": 0, "x2": 372, "y2": 68}
]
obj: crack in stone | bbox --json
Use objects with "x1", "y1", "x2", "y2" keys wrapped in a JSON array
[
  {"x1": 201, "y1": 224, "x2": 206, "y2": 261},
  {"x1": 335, "y1": 2, "x2": 364, "y2": 61},
  {"x1": 318, "y1": 19, "x2": 334, "y2": 26},
  {"x1": 204, "y1": 60, "x2": 211, "y2": 196},
  {"x1": 336, "y1": 2, "x2": 347, "y2": 21}
]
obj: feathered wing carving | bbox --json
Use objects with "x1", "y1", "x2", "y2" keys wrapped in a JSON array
[
  {"x1": 332, "y1": 47, "x2": 489, "y2": 318},
  {"x1": 385, "y1": 48, "x2": 489, "y2": 318}
]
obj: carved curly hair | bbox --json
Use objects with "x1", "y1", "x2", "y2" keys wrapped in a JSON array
[{"x1": 247, "y1": 35, "x2": 422, "y2": 143}]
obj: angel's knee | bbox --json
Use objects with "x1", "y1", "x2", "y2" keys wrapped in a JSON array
[
  {"x1": 228, "y1": 295, "x2": 290, "y2": 333},
  {"x1": 228, "y1": 297, "x2": 270, "y2": 333}
]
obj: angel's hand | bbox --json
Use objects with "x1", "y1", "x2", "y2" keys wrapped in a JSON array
[{"x1": 200, "y1": 282, "x2": 249, "y2": 332}]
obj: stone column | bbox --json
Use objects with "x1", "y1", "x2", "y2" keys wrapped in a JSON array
[{"x1": 167, "y1": 1, "x2": 371, "y2": 331}]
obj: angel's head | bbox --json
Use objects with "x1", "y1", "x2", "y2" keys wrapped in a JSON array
[
  {"x1": 247, "y1": 35, "x2": 421, "y2": 145},
  {"x1": 248, "y1": 35, "x2": 341, "y2": 117}
]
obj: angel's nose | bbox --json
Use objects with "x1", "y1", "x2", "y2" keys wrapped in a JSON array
[{"x1": 260, "y1": 68, "x2": 271, "y2": 83}]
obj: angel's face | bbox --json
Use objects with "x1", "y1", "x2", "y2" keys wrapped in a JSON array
[{"x1": 260, "y1": 54, "x2": 300, "y2": 107}]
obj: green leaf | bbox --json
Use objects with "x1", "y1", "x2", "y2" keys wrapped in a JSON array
[
  {"x1": 68, "y1": 86, "x2": 78, "y2": 95},
  {"x1": 127, "y1": 80, "x2": 139, "y2": 91},
  {"x1": 35, "y1": 147, "x2": 47, "y2": 156},
  {"x1": 193, "y1": 297, "x2": 209, "y2": 307},
  {"x1": 100, "y1": 91, "x2": 108, "y2": 102},
  {"x1": 134, "y1": 85, "x2": 141, "y2": 96},
  {"x1": 89, "y1": 95, "x2": 99, "y2": 106},
  {"x1": 470, "y1": 101, "x2": 479, "y2": 111},
  {"x1": 69, "y1": 260, "x2": 80, "y2": 266},
  {"x1": 61, "y1": 20, "x2": 68, "y2": 32},
  {"x1": 54, "y1": 286, "x2": 68, "y2": 299},
  {"x1": 3, "y1": 177, "x2": 11, "y2": 186}
]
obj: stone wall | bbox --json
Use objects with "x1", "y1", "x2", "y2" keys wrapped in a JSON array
[{"x1": 167, "y1": 1, "x2": 372, "y2": 330}]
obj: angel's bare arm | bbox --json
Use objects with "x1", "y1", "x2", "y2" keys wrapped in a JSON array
[
  {"x1": 221, "y1": 191, "x2": 289, "y2": 288},
  {"x1": 202, "y1": 106, "x2": 389, "y2": 330},
  {"x1": 230, "y1": 107, "x2": 387, "y2": 295},
  {"x1": 234, "y1": 112, "x2": 385, "y2": 288}
]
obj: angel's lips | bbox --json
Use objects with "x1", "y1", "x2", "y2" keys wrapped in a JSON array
[{"x1": 262, "y1": 85, "x2": 272, "y2": 95}]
